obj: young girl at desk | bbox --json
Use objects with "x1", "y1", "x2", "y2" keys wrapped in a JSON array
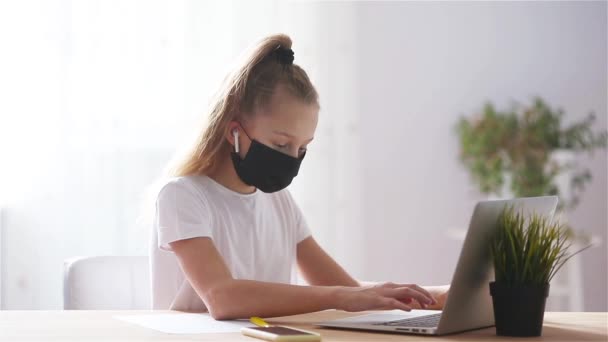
[{"x1": 150, "y1": 34, "x2": 450, "y2": 319}]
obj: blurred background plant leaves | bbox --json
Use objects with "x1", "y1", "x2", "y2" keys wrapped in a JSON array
[{"x1": 457, "y1": 97, "x2": 607, "y2": 211}]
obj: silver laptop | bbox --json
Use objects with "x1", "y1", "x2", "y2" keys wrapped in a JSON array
[{"x1": 318, "y1": 196, "x2": 558, "y2": 336}]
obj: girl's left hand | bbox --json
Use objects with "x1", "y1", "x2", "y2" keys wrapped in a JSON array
[{"x1": 419, "y1": 285, "x2": 450, "y2": 310}]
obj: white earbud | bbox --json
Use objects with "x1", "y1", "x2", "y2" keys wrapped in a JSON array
[{"x1": 233, "y1": 129, "x2": 240, "y2": 153}]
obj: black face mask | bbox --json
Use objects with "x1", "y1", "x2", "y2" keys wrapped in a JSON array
[{"x1": 231, "y1": 129, "x2": 305, "y2": 193}]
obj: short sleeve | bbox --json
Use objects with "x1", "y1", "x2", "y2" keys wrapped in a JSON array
[
  {"x1": 284, "y1": 190, "x2": 312, "y2": 244},
  {"x1": 155, "y1": 180, "x2": 213, "y2": 251}
]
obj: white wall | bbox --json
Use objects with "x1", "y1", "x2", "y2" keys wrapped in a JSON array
[
  {"x1": 0, "y1": 0, "x2": 363, "y2": 309},
  {"x1": 0, "y1": 1, "x2": 604, "y2": 312},
  {"x1": 354, "y1": 1, "x2": 607, "y2": 311}
]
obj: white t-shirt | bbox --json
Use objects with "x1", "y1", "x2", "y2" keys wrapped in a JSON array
[{"x1": 149, "y1": 175, "x2": 312, "y2": 311}]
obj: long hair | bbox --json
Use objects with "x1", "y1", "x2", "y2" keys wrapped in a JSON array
[
  {"x1": 136, "y1": 34, "x2": 318, "y2": 229},
  {"x1": 168, "y1": 33, "x2": 319, "y2": 177}
]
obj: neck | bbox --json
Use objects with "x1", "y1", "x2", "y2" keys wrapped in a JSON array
[{"x1": 207, "y1": 152, "x2": 256, "y2": 195}]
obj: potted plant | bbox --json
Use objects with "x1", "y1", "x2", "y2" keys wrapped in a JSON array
[
  {"x1": 489, "y1": 205, "x2": 591, "y2": 337},
  {"x1": 456, "y1": 97, "x2": 607, "y2": 211}
]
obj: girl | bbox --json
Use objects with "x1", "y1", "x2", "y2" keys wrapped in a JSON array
[{"x1": 150, "y1": 34, "x2": 449, "y2": 319}]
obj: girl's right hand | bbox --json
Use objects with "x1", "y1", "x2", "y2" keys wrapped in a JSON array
[{"x1": 333, "y1": 282, "x2": 437, "y2": 312}]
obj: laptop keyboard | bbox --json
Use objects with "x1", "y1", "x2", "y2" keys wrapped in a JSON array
[{"x1": 376, "y1": 313, "x2": 442, "y2": 328}]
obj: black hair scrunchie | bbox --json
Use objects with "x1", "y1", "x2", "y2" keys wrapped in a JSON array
[{"x1": 274, "y1": 47, "x2": 295, "y2": 66}]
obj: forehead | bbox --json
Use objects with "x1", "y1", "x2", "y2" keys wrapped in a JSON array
[{"x1": 251, "y1": 85, "x2": 319, "y2": 137}]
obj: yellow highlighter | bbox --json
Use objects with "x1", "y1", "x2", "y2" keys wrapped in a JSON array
[{"x1": 241, "y1": 316, "x2": 321, "y2": 341}]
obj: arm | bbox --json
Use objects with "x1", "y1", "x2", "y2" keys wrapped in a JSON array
[
  {"x1": 296, "y1": 237, "x2": 448, "y2": 310},
  {"x1": 170, "y1": 237, "x2": 433, "y2": 320},
  {"x1": 170, "y1": 237, "x2": 335, "y2": 319},
  {"x1": 296, "y1": 237, "x2": 360, "y2": 287}
]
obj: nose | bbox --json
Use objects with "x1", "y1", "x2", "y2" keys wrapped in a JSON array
[{"x1": 287, "y1": 148, "x2": 299, "y2": 158}]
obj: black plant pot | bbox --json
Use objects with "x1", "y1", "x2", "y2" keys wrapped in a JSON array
[{"x1": 489, "y1": 281, "x2": 550, "y2": 337}]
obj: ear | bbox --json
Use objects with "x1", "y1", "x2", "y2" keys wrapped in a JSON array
[{"x1": 226, "y1": 121, "x2": 240, "y2": 147}]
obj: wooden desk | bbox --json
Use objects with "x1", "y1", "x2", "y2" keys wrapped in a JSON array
[{"x1": 0, "y1": 310, "x2": 605, "y2": 341}]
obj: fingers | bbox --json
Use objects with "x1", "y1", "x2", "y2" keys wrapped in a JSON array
[
  {"x1": 381, "y1": 283, "x2": 438, "y2": 305},
  {"x1": 383, "y1": 287, "x2": 435, "y2": 309},
  {"x1": 406, "y1": 284, "x2": 438, "y2": 305},
  {"x1": 380, "y1": 298, "x2": 412, "y2": 311}
]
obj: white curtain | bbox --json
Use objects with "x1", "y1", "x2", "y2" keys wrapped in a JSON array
[{"x1": 0, "y1": 0, "x2": 363, "y2": 309}]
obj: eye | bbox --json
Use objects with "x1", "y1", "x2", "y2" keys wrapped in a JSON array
[{"x1": 275, "y1": 143, "x2": 288, "y2": 149}]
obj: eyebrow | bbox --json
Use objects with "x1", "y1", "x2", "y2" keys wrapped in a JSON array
[{"x1": 273, "y1": 130, "x2": 314, "y2": 142}]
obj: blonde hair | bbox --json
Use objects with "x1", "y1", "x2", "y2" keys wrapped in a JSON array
[
  {"x1": 137, "y1": 34, "x2": 317, "y2": 229},
  {"x1": 168, "y1": 33, "x2": 319, "y2": 177}
]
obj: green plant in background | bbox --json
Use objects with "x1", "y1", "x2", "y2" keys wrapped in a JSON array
[
  {"x1": 456, "y1": 97, "x2": 607, "y2": 210},
  {"x1": 490, "y1": 206, "x2": 591, "y2": 287}
]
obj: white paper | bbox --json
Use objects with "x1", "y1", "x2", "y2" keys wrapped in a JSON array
[{"x1": 114, "y1": 312, "x2": 251, "y2": 334}]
